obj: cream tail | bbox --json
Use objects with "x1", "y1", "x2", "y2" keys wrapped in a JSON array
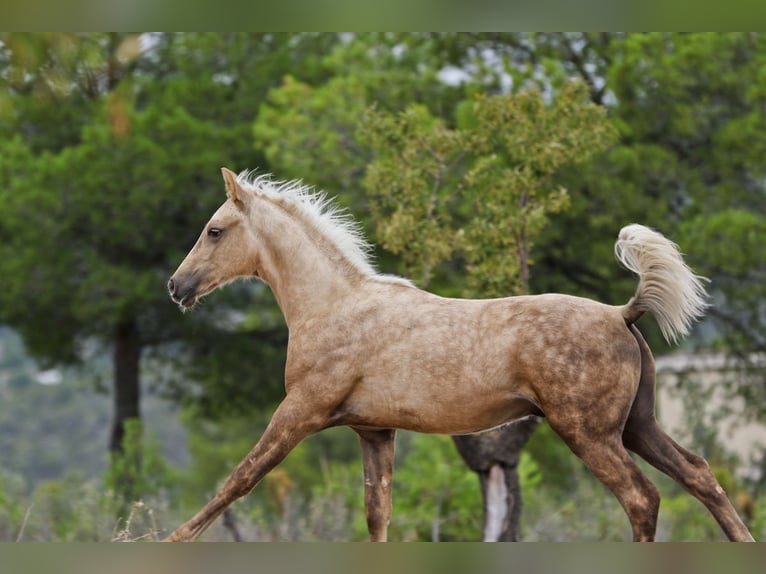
[{"x1": 615, "y1": 223, "x2": 709, "y2": 344}]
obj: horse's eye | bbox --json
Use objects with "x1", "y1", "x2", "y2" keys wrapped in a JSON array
[{"x1": 207, "y1": 227, "x2": 223, "y2": 239}]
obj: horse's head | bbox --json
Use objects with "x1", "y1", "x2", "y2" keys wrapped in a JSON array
[{"x1": 168, "y1": 168, "x2": 258, "y2": 309}]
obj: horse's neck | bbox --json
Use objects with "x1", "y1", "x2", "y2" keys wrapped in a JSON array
[{"x1": 253, "y1": 200, "x2": 360, "y2": 328}]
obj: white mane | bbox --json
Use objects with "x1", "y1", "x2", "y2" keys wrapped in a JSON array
[{"x1": 236, "y1": 171, "x2": 412, "y2": 287}]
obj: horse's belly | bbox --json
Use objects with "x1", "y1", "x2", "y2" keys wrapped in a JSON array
[
  {"x1": 339, "y1": 385, "x2": 542, "y2": 435},
  {"x1": 413, "y1": 396, "x2": 542, "y2": 435}
]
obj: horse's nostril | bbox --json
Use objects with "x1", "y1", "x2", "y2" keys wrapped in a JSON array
[{"x1": 167, "y1": 278, "x2": 175, "y2": 294}]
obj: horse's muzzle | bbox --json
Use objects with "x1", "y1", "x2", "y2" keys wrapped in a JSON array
[{"x1": 167, "y1": 275, "x2": 198, "y2": 308}]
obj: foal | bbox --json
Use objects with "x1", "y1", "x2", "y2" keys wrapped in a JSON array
[{"x1": 166, "y1": 168, "x2": 754, "y2": 542}]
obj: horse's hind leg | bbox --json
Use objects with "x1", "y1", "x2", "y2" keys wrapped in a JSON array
[
  {"x1": 548, "y1": 415, "x2": 661, "y2": 541},
  {"x1": 354, "y1": 428, "x2": 396, "y2": 542},
  {"x1": 624, "y1": 421, "x2": 754, "y2": 541},
  {"x1": 622, "y1": 326, "x2": 755, "y2": 542}
]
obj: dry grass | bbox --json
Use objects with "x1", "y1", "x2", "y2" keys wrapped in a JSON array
[{"x1": 111, "y1": 501, "x2": 162, "y2": 542}]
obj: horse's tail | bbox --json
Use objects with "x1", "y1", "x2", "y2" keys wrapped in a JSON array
[{"x1": 614, "y1": 224, "x2": 709, "y2": 344}]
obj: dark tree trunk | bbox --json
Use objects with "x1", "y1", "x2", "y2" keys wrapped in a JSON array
[
  {"x1": 110, "y1": 319, "x2": 142, "y2": 454},
  {"x1": 452, "y1": 416, "x2": 540, "y2": 541}
]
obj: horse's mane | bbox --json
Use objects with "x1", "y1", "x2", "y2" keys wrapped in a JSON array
[{"x1": 236, "y1": 171, "x2": 412, "y2": 286}]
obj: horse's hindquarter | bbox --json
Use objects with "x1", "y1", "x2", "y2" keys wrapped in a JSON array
[
  {"x1": 292, "y1": 288, "x2": 641, "y2": 435},
  {"x1": 506, "y1": 294, "x2": 643, "y2": 431}
]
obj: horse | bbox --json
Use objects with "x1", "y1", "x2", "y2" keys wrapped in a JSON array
[{"x1": 166, "y1": 167, "x2": 754, "y2": 542}]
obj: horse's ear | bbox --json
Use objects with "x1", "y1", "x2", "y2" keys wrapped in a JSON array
[{"x1": 221, "y1": 167, "x2": 248, "y2": 209}]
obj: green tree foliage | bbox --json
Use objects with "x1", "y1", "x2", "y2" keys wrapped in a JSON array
[
  {"x1": 103, "y1": 419, "x2": 175, "y2": 517},
  {"x1": 363, "y1": 82, "x2": 616, "y2": 295},
  {"x1": 417, "y1": 34, "x2": 766, "y2": 347},
  {"x1": 253, "y1": 33, "x2": 464, "y2": 232},
  {"x1": 254, "y1": 74, "x2": 371, "y2": 194},
  {"x1": 2, "y1": 32, "x2": 765, "y2": 541},
  {"x1": 0, "y1": 32, "x2": 335, "y2": 505},
  {"x1": 498, "y1": 34, "x2": 766, "y2": 359},
  {"x1": 249, "y1": 33, "x2": 761, "y2": 542},
  {"x1": 462, "y1": 82, "x2": 616, "y2": 294},
  {"x1": 361, "y1": 104, "x2": 465, "y2": 287},
  {"x1": 615, "y1": 33, "x2": 766, "y2": 363},
  {"x1": 361, "y1": 82, "x2": 616, "y2": 541},
  {"x1": 390, "y1": 434, "x2": 482, "y2": 541}
]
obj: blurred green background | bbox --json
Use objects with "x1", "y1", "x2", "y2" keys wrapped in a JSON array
[{"x1": 1, "y1": 32, "x2": 766, "y2": 543}]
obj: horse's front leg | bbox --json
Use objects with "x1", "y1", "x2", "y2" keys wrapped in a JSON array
[
  {"x1": 354, "y1": 428, "x2": 396, "y2": 542},
  {"x1": 165, "y1": 396, "x2": 328, "y2": 542}
]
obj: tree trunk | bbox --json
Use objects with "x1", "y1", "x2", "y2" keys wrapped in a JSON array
[
  {"x1": 110, "y1": 319, "x2": 142, "y2": 454},
  {"x1": 109, "y1": 319, "x2": 143, "y2": 509},
  {"x1": 452, "y1": 416, "x2": 540, "y2": 541}
]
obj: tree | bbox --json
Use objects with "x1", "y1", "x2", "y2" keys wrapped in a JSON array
[
  {"x1": 252, "y1": 34, "x2": 620, "y2": 540},
  {"x1": 0, "y1": 32, "x2": 337, "y2": 506},
  {"x1": 606, "y1": 33, "x2": 766, "y2": 355},
  {"x1": 2, "y1": 31, "x2": 760, "y2": 541},
  {"x1": 429, "y1": 32, "x2": 766, "y2": 407},
  {"x1": 361, "y1": 82, "x2": 616, "y2": 540},
  {"x1": 489, "y1": 34, "x2": 766, "y2": 349},
  {"x1": 512, "y1": 34, "x2": 766, "y2": 414}
]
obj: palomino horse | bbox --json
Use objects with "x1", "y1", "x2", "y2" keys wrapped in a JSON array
[{"x1": 166, "y1": 168, "x2": 754, "y2": 542}]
